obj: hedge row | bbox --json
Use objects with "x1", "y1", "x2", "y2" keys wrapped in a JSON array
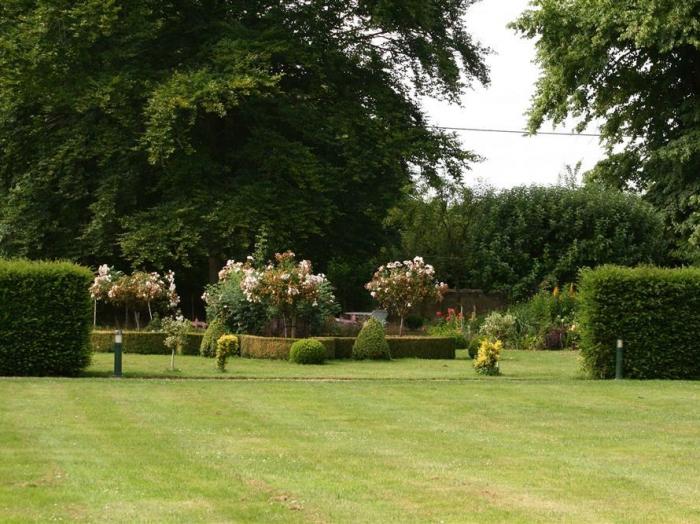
[
  {"x1": 91, "y1": 331, "x2": 203, "y2": 355},
  {"x1": 578, "y1": 265, "x2": 700, "y2": 379},
  {"x1": 239, "y1": 336, "x2": 336, "y2": 359},
  {"x1": 91, "y1": 331, "x2": 456, "y2": 360},
  {"x1": 239, "y1": 335, "x2": 455, "y2": 360},
  {"x1": 0, "y1": 260, "x2": 93, "y2": 376}
]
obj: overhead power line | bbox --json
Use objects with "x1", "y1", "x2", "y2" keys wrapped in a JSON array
[{"x1": 432, "y1": 125, "x2": 602, "y2": 137}]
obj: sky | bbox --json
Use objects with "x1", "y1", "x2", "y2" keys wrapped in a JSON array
[{"x1": 422, "y1": 0, "x2": 606, "y2": 188}]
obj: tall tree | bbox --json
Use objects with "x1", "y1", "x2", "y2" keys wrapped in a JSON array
[
  {"x1": 512, "y1": 0, "x2": 700, "y2": 260},
  {"x1": 0, "y1": 0, "x2": 488, "y2": 281}
]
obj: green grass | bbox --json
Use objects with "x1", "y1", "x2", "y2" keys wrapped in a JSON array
[
  {"x1": 1, "y1": 351, "x2": 698, "y2": 523},
  {"x1": 84, "y1": 349, "x2": 581, "y2": 380}
]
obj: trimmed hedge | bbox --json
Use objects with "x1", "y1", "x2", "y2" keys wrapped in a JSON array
[
  {"x1": 239, "y1": 336, "x2": 335, "y2": 360},
  {"x1": 387, "y1": 337, "x2": 456, "y2": 359},
  {"x1": 578, "y1": 265, "x2": 700, "y2": 379},
  {"x1": 91, "y1": 331, "x2": 203, "y2": 355},
  {"x1": 239, "y1": 334, "x2": 455, "y2": 360},
  {"x1": 0, "y1": 260, "x2": 93, "y2": 376}
]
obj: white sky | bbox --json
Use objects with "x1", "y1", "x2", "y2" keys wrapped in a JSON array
[{"x1": 422, "y1": 0, "x2": 605, "y2": 188}]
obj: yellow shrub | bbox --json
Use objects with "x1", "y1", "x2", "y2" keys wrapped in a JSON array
[{"x1": 473, "y1": 339, "x2": 502, "y2": 376}]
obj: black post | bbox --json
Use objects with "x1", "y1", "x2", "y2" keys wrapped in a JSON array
[
  {"x1": 114, "y1": 329, "x2": 123, "y2": 378},
  {"x1": 615, "y1": 339, "x2": 623, "y2": 380}
]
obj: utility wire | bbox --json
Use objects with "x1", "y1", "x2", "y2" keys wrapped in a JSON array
[{"x1": 432, "y1": 125, "x2": 602, "y2": 137}]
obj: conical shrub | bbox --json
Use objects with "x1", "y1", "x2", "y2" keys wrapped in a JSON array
[{"x1": 352, "y1": 318, "x2": 391, "y2": 360}]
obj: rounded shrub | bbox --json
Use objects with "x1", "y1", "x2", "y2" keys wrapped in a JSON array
[
  {"x1": 200, "y1": 317, "x2": 227, "y2": 357},
  {"x1": 289, "y1": 339, "x2": 326, "y2": 365},
  {"x1": 467, "y1": 336, "x2": 483, "y2": 359},
  {"x1": 473, "y1": 339, "x2": 502, "y2": 376},
  {"x1": 216, "y1": 334, "x2": 238, "y2": 372},
  {"x1": 352, "y1": 318, "x2": 391, "y2": 360}
]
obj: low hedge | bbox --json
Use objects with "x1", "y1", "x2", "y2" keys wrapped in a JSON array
[
  {"x1": 239, "y1": 335, "x2": 455, "y2": 360},
  {"x1": 578, "y1": 265, "x2": 700, "y2": 379},
  {"x1": 387, "y1": 337, "x2": 456, "y2": 359},
  {"x1": 91, "y1": 331, "x2": 203, "y2": 355},
  {"x1": 239, "y1": 336, "x2": 336, "y2": 360},
  {"x1": 0, "y1": 260, "x2": 93, "y2": 376}
]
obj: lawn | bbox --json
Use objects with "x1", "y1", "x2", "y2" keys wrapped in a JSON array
[{"x1": 1, "y1": 352, "x2": 698, "y2": 523}]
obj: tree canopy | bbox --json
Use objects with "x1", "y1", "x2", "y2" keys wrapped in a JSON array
[
  {"x1": 0, "y1": 0, "x2": 488, "y2": 279},
  {"x1": 512, "y1": 0, "x2": 700, "y2": 260},
  {"x1": 391, "y1": 184, "x2": 668, "y2": 300}
]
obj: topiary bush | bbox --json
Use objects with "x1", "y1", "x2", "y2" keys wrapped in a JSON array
[
  {"x1": 289, "y1": 338, "x2": 326, "y2": 364},
  {"x1": 200, "y1": 317, "x2": 228, "y2": 357},
  {"x1": 216, "y1": 334, "x2": 238, "y2": 372},
  {"x1": 352, "y1": 318, "x2": 391, "y2": 360},
  {"x1": 0, "y1": 260, "x2": 93, "y2": 376},
  {"x1": 578, "y1": 265, "x2": 700, "y2": 379}
]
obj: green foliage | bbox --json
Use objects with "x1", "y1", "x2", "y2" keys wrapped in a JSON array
[
  {"x1": 512, "y1": 1, "x2": 700, "y2": 259},
  {"x1": 239, "y1": 335, "x2": 335, "y2": 360},
  {"x1": 289, "y1": 339, "x2": 326, "y2": 365},
  {"x1": 386, "y1": 337, "x2": 455, "y2": 359},
  {"x1": 0, "y1": 260, "x2": 93, "y2": 376},
  {"x1": 352, "y1": 318, "x2": 391, "y2": 360},
  {"x1": 467, "y1": 336, "x2": 483, "y2": 359},
  {"x1": 509, "y1": 287, "x2": 578, "y2": 350},
  {"x1": 393, "y1": 185, "x2": 668, "y2": 300},
  {"x1": 216, "y1": 335, "x2": 238, "y2": 372},
  {"x1": 0, "y1": 0, "x2": 488, "y2": 282},
  {"x1": 92, "y1": 331, "x2": 202, "y2": 355},
  {"x1": 479, "y1": 312, "x2": 517, "y2": 349},
  {"x1": 426, "y1": 309, "x2": 470, "y2": 349},
  {"x1": 578, "y1": 265, "x2": 700, "y2": 379},
  {"x1": 203, "y1": 271, "x2": 269, "y2": 336},
  {"x1": 404, "y1": 315, "x2": 425, "y2": 331},
  {"x1": 200, "y1": 318, "x2": 229, "y2": 358},
  {"x1": 473, "y1": 339, "x2": 502, "y2": 376}
]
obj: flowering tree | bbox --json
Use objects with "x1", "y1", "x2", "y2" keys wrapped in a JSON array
[
  {"x1": 90, "y1": 266, "x2": 180, "y2": 329},
  {"x1": 366, "y1": 256, "x2": 448, "y2": 335},
  {"x1": 213, "y1": 251, "x2": 332, "y2": 337}
]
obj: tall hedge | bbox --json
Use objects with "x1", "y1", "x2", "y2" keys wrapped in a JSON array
[
  {"x1": 0, "y1": 260, "x2": 93, "y2": 376},
  {"x1": 578, "y1": 265, "x2": 700, "y2": 379}
]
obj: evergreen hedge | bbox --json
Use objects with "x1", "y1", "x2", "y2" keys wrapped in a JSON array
[
  {"x1": 0, "y1": 260, "x2": 93, "y2": 376},
  {"x1": 578, "y1": 265, "x2": 700, "y2": 379},
  {"x1": 91, "y1": 331, "x2": 203, "y2": 355}
]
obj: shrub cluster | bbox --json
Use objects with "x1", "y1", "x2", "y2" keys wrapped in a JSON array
[
  {"x1": 289, "y1": 339, "x2": 326, "y2": 364},
  {"x1": 578, "y1": 265, "x2": 700, "y2": 379},
  {"x1": 352, "y1": 318, "x2": 391, "y2": 360},
  {"x1": 0, "y1": 260, "x2": 93, "y2": 376},
  {"x1": 91, "y1": 331, "x2": 202, "y2": 355},
  {"x1": 508, "y1": 287, "x2": 578, "y2": 350},
  {"x1": 479, "y1": 311, "x2": 516, "y2": 348}
]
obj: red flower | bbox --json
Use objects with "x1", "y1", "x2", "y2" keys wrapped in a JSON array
[{"x1": 436, "y1": 311, "x2": 443, "y2": 317}]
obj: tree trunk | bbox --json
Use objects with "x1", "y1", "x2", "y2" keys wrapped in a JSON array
[
  {"x1": 147, "y1": 301, "x2": 153, "y2": 320},
  {"x1": 170, "y1": 348, "x2": 176, "y2": 371},
  {"x1": 93, "y1": 299, "x2": 97, "y2": 327},
  {"x1": 282, "y1": 315, "x2": 288, "y2": 338},
  {"x1": 399, "y1": 316, "x2": 404, "y2": 336},
  {"x1": 134, "y1": 311, "x2": 141, "y2": 330},
  {"x1": 290, "y1": 314, "x2": 296, "y2": 339}
]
